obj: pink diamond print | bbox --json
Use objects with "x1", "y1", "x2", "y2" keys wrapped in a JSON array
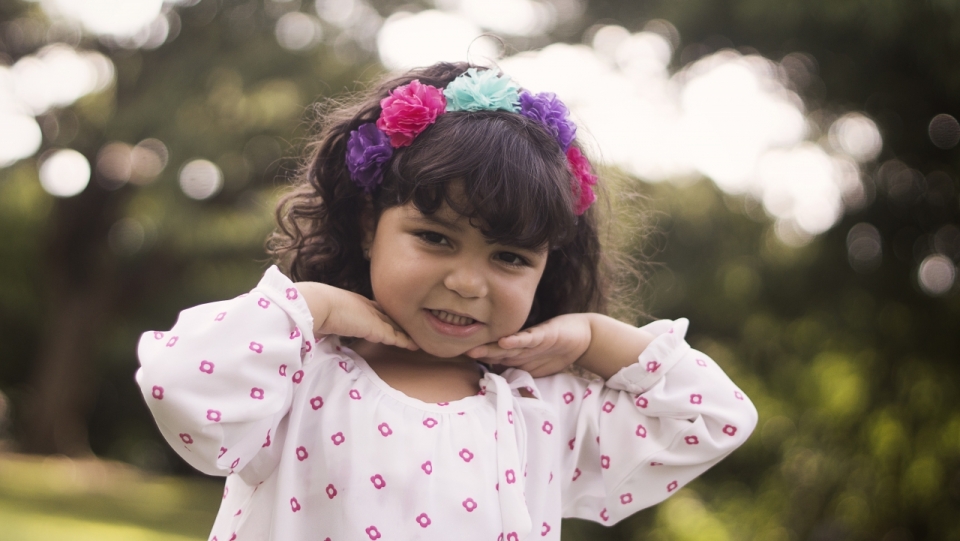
[
  {"x1": 635, "y1": 396, "x2": 648, "y2": 408},
  {"x1": 326, "y1": 484, "x2": 337, "y2": 499},
  {"x1": 549, "y1": 472, "x2": 553, "y2": 483},
  {"x1": 437, "y1": 401, "x2": 449, "y2": 406},
  {"x1": 303, "y1": 340, "x2": 312, "y2": 353},
  {"x1": 331, "y1": 432, "x2": 345, "y2": 445},
  {"x1": 219, "y1": 446, "x2": 228, "y2": 458},
  {"x1": 462, "y1": 497, "x2": 477, "y2": 512},
  {"x1": 542, "y1": 421, "x2": 553, "y2": 434},
  {"x1": 285, "y1": 287, "x2": 298, "y2": 300},
  {"x1": 279, "y1": 364, "x2": 287, "y2": 376},
  {"x1": 415, "y1": 512, "x2": 431, "y2": 528},
  {"x1": 507, "y1": 533, "x2": 518, "y2": 541},
  {"x1": 651, "y1": 461, "x2": 663, "y2": 466},
  {"x1": 583, "y1": 388, "x2": 592, "y2": 399},
  {"x1": 339, "y1": 361, "x2": 350, "y2": 372},
  {"x1": 365, "y1": 526, "x2": 381, "y2": 540},
  {"x1": 310, "y1": 396, "x2": 324, "y2": 410},
  {"x1": 250, "y1": 387, "x2": 265, "y2": 400},
  {"x1": 599, "y1": 508, "x2": 609, "y2": 521},
  {"x1": 151, "y1": 386, "x2": 164, "y2": 400},
  {"x1": 207, "y1": 409, "x2": 221, "y2": 422},
  {"x1": 541, "y1": 522, "x2": 551, "y2": 536},
  {"x1": 685, "y1": 435, "x2": 699, "y2": 445},
  {"x1": 296, "y1": 446, "x2": 309, "y2": 461},
  {"x1": 371, "y1": 474, "x2": 385, "y2": 489},
  {"x1": 505, "y1": 469, "x2": 516, "y2": 484},
  {"x1": 602, "y1": 401, "x2": 615, "y2": 413},
  {"x1": 600, "y1": 455, "x2": 610, "y2": 469},
  {"x1": 258, "y1": 298, "x2": 270, "y2": 309},
  {"x1": 423, "y1": 417, "x2": 437, "y2": 428},
  {"x1": 734, "y1": 391, "x2": 744, "y2": 400},
  {"x1": 635, "y1": 424, "x2": 647, "y2": 438},
  {"x1": 290, "y1": 327, "x2": 301, "y2": 340},
  {"x1": 153, "y1": 331, "x2": 164, "y2": 339},
  {"x1": 563, "y1": 391, "x2": 574, "y2": 404},
  {"x1": 690, "y1": 394, "x2": 702, "y2": 404},
  {"x1": 696, "y1": 358, "x2": 707, "y2": 367},
  {"x1": 290, "y1": 497, "x2": 301, "y2": 512},
  {"x1": 459, "y1": 448, "x2": 474, "y2": 462},
  {"x1": 507, "y1": 410, "x2": 513, "y2": 424},
  {"x1": 292, "y1": 370, "x2": 303, "y2": 384},
  {"x1": 263, "y1": 430, "x2": 271, "y2": 447},
  {"x1": 620, "y1": 493, "x2": 633, "y2": 504},
  {"x1": 199, "y1": 360, "x2": 215, "y2": 374},
  {"x1": 349, "y1": 389, "x2": 361, "y2": 400},
  {"x1": 568, "y1": 437, "x2": 575, "y2": 450},
  {"x1": 166, "y1": 336, "x2": 178, "y2": 347},
  {"x1": 378, "y1": 422, "x2": 392, "y2": 436},
  {"x1": 223, "y1": 486, "x2": 228, "y2": 499},
  {"x1": 179, "y1": 433, "x2": 193, "y2": 444},
  {"x1": 230, "y1": 457, "x2": 240, "y2": 469},
  {"x1": 646, "y1": 360, "x2": 661, "y2": 372},
  {"x1": 723, "y1": 424, "x2": 738, "y2": 436},
  {"x1": 572, "y1": 468, "x2": 581, "y2": 481},
  {"x1": 421, "y1": 461, "x2": 433, "y2": 475},
  {"x1": 215, "y1": 312, "x2": 226, "y2": 321},
  {"x1": 249, "y1": 342, "x2": 263, "y2": 354},
  {"x1": 667, "y1": 480, "x2": 678, "y2": 492}
]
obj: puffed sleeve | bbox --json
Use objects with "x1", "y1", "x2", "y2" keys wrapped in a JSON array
[
  {"x1": 534, "y1": 318, "x2": 758, "y2": 525},
  {"x1": 135, "y1": 266, "x2": 316, "y2": 484}
]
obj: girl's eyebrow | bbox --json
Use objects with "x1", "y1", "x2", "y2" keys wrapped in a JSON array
[{"x1": 409, "y1": 214, "x2": 465, "y2": 232}]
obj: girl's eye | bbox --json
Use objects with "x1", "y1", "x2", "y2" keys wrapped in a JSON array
[
  {"x1": 496, "y1": 252, "x2": 528, "y2": 267},
  {"x1": 417, "y1": 231, "x2": 449, "y2": 245}
]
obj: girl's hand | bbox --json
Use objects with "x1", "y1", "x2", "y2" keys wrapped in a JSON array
[
  {"x1": 464, "y1": 314, "x2": 592, "y2": 377},
  {"x1": 295, "y1": 282, "x2": 418, "y2": 351}
]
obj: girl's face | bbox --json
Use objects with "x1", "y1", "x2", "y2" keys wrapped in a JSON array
[{"x1": 365, "y1": 200, "x2": 548, "y2": 358}]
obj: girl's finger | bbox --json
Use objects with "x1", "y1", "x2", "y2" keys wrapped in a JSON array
[{"x1": 499, "y1": 331, "x2": 542, "y2": 349}]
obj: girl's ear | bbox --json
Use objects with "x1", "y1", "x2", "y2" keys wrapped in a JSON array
[{"x1": 360, "y1": 197, "x2": 376, "y2": 251}]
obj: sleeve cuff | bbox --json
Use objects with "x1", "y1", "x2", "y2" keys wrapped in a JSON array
[
  {"x1": 255, "y1": 265, "x2": 317, "y2": 346},
  {"x1": 605, "y1": 318, "x2": 691, "y2": 394}
]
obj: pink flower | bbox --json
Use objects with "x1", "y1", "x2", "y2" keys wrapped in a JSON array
[
  {"x1": 635, "y1": 396, "x2": 648, "y2": 408},
  {"x1": 423, "y1": 417, "x2": 437, "y2": 428},
  {"x1": 635, "y1": 424, "x2": 647, "y2": 438},
  {"x1": 257, "y1": 298, "x2": 270, "y2": 309},
  {"x1": 230, "y1": 457, "x2": 240, "y2": 469},
  {"x1": 331, "y1": 432, "x2": 345, "y2": 445},
  {"x1": 599, "y1": 508, "x2": 609, "y2": 522},
  {"x1": 219, "y1": 446, "x2": 228, "y2": 458},
  {"x1": 365, "y1": 526, "x2": 381, "y2": 540},
  {"x1": 285, "y1": 287, "x2": 298, "y2": 300},
  {"x1": 338, "y1": 361, "x2": 350, "y2": 372},
  {"x1": 371, "y1": 474, "x2": 386, "y2": 489},
  {"x1": 249, "y1": 342, "x2": 263, "y2": 354},
  {"x1": 507, "y1": 533, "x2": 519, "y2": 541},
  {"x1": 179, "y1": 433, "x2": 193, "y2": 444},
  {"x1": 572, "y1": 468, "x2": 581, "y2": 481},
  {"x1": 696, "y1": 358, "x2": 707, "y2": 367},
  {"x1": 166, "y1": 336, "x2": 178, "y2": 347},
  {"x1": 583, "y1": 388, "x2": 592, "y2": 399},
  {"x1": 602, "y1": 401, "x2": 615, "y2": 413},
  {"x1": 296, "y1": 446, "x2": 309, "y2": 461},
  {"x1": 153, "y1": 331, "x2": 164, "y2": 339},
  {"x1": 215, "y1": 312, "x2": 226, "y2": 321},
  {"x1": 568, "y1": 438, "x2": 575, "y2": 450},
  {"x1": 620, "y1": 493, "x2": 633, "y2": 504},
  {"x1": 562, "y1": 391, "x2": 574, "y2": 404},
  {"x1": 326, "y1": 484, "x2": 337, "y2": 498},
  {"x1": 349, "y1": 389, "x2": 361, "y2": 400},
  {"x1": 421, "y1": 460, "x2": 433, "y2": 475},
  {"x1": 292, "y1": 370, "x2": 303, "y2": 384},
  {"x1": 250, "y1": 387, "x2": 264, "y2": 400},
  {"x1": 566, "y1": 146, "x2": 597, "y2": 215},
  {"x1": 541, "y1": 522, "x2": 551, "y2": 536},
  {"x1": 378, "y1": 422, "x2": 393, "y2": 436},
  {"x1": 263, "y1": 430, "x2": 271, "y2": 447},
  {"x1": 199, "y1": 360, "x2": 215, "y2": 374},
  {"x1": 415, "y1": 512, "x2": 431, "y2": 528},
  {"x1": 310, "y1": 396, "x2": 324, "y2": 410},
  {"x1": 207, "y1": 409, "x2": 221, "y2": 422},
  {"x1": 542, "y1": 421, "x2": 553, "y2": 434},
  {"x1": 507, "y1": 410, "x2": 513, "y2": 424},
  {"x1": 734, "y1": 391, "x2": 744, "y2": 400},
  {"x1": 459, "y1": 448, "x2": 474, "y2": 462},
  {"x1": 376, "y1": 80, "x2": 446, "y2": 147},
  {"x1": 667, "y1": 480, "x2": 678, "y2": 492},
  {"x1": 723, "y1": 424, "x2": 738, "y2": 436},
  {"x1": 290, "y1": 497, "x2": 301, "y2": 512},
  {"x1": 645, "y1": 360, "x2": 661, "y2": 373},
  {"x1": 290, "y1": 328, "x2": 301, "y2": 340},
  {"x1": 462, "y1": 497, "x2": 477, "y2": 512},
  {"x1": 279, "y1": 364, "x2": 287, "y2": 376},
  {"x1": 690, "y1": 394, "x2": 702, "y2": 405},
  {"x1": 600, "y1": 455, "x2": 610, "y2": 469},
  {"x1": 151, "y1": 386, "x2": 164, "y2": 400},
  {"x1": 505, "y1": 469, "x2": 516, "y2": 484},
  {"x1": 685, "y1": 435, "x2": 699, "y2": 445}
]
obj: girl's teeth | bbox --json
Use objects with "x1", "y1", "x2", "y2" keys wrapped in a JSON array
[{"x1": 430, "y1": 309, "x2": 475, "y2": 326}]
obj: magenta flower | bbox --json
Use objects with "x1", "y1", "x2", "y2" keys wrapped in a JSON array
[
  {"x1": 151, "y1": 386, "x2": 164, "y2": 400},
  {"x1": 377, "y1": 80, "x2": 446, "y2": 148},
  {"x1": 378, "y1": 422, "x2": 392, "y2": 436},
  {"x1": 371, "y1": 474, "x2": 386, "y2": 489},
  {"x1": 415, "y1": 512, "x2": 431, "y2": 528},
  {"x1": 250, "y1": 387, "x2": 265, "y2": 400},
  {"x1": 462, "y1": 497, "x2": 477, "y2": 512},
  {"x1": 566, "y1": 146, "x2": 597, "y2": 216},
  {"x1": 310, "y1": 396, "x2": 324, "y2": 410},
  {"x1": 179, "y1": 433, "x2": 193, "y2": 444},
  {"x1": 421, "y1": 460, "x2": 433, "y2": 475},
  {"x1": 326, "y1": 483, "x2": 337, "y2": 498},
  {"x1": 519, "y1": 91, "x2": 576, "y2": 150},
  {"x1": 346, "y1": 123, "x2": 393, "y2": 191},
  {"x1": 635, "y1": 424, "x2": 647, "y2": 438}
]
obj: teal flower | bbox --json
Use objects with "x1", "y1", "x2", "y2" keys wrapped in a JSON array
[{"x1": 444, "y1": 68, "x2": 520, "y2": 113}]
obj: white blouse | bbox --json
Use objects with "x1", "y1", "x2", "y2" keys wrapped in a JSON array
[{"x1": 137, "y1": 266, "x2": 757, "y2": 541}]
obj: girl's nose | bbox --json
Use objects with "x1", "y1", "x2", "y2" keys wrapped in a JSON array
[{"x1": 443, "y1": 265, "x2": 488, "y2": 298}]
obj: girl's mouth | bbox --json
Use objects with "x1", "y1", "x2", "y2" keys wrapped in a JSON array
[{"x1": 428, "y1": 309, "x2": 476, "y2": 326}]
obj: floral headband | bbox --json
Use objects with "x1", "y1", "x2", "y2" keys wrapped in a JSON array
[{"x1": 345, "y1": 68, "x2": 597, "y2": 215}]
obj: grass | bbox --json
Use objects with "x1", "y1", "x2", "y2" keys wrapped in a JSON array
[{"x1": 0, "y1": 453, "x2": 222, "y2": 541}]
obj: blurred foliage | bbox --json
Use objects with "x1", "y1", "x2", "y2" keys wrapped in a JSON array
[{"x1": 1, "y1": 0, "x2": 959, "y2": 541}]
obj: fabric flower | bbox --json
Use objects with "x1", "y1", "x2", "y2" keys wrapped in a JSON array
[
  {"x1": 444, "y1": 68, "x2": 520, "y2": 113},
  {"x1": 519, "y1": 91, "x2": 576, "y2": 150},
  {"x1": 346, "y1": 123, "x2": 393, "y2": 191},
  {"x1": 376, "y1": 80, "x2": 446, "y2": 148},
  {"x1": 566, "y1": 146, "x2": 597, "y2": 215}
]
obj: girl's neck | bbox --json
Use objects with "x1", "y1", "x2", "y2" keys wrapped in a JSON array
[{"x1": 349, "y1": 340, "x2": 484, "y2": 403}]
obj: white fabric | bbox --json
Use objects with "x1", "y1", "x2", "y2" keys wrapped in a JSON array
[{"x1": 137, "y1": 266, "x2": 758, "y2": 541}]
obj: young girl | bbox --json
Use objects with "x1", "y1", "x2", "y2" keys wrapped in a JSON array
[{"x1": 137, "y1": 62, "x2": 757, "y2": 541}]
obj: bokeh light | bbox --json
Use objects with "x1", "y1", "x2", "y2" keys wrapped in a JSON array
[
  {"x1": 438, "y1": 0, "x2": 555, "y2": 36},
  {"x1": 917, "y1": 254, "x2": 956, "y2": 296},
  {"x1": 846, "y1": 222, "x2": 883, "y2": 273},
  {"x1": 35, "y1": 0, "x2": 165, "y2": 38},
  {"x1": 130, "y1": 138, "x2": 169, "y2": 185},
  {"x1": 927, "y1": 113, "x2": 960, "y2": 150},
  {"x1": 377, "y1": 10, "x2": 495, "y2": 70},
  {"x1": 107, "y1": 217, "x2": 145, "y2": 255},
  {"x1": 829, "y1": 113, "x2": 882, "y2": 162},
  {"x1": 178, "y1": 159, "x2": 223, "y2": 200},
  {"x1": 0, "y1": 112, "x2": 42, "y2": 168},
  {"x1": 38, "y1": 148, "x2": 91, "y2": 197},
  {"x1": 9, "y1": 44, "x2": 114, "y2": 116},
  {"x1": 96, "y1": 141, "x2": 134, "y2": 189},
  {"x1": 275, "y1": 12, "x2": 323, "y2": 51}
]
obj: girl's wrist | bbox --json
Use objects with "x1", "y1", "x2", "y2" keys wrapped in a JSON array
[
  {"x1": 576, "y1": 313, "x2": 657, "y2": 380},
  {"x1": 294, "y1": 281, "x2": 334, "y2": 334}
]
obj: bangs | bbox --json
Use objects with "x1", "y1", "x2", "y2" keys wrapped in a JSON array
[{"x1": 378, "y1": 111, "x2": 579, "y2": 250}]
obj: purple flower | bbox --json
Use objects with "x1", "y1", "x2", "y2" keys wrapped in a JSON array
[
  {"x1": 519, "y1": 91, "x2": 577, "y2": 150},
  {"x1": 346, "y1": 123, "x2": 393, "y2": 191}
]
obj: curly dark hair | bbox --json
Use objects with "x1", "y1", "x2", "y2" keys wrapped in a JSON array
[{"x1": 269, "y1": 62, "x2": 609, "y2": 327}]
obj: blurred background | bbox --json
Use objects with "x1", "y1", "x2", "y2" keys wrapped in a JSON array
[{"x1": 0, "y1": 0, "x2": 958, "y2": 539}]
